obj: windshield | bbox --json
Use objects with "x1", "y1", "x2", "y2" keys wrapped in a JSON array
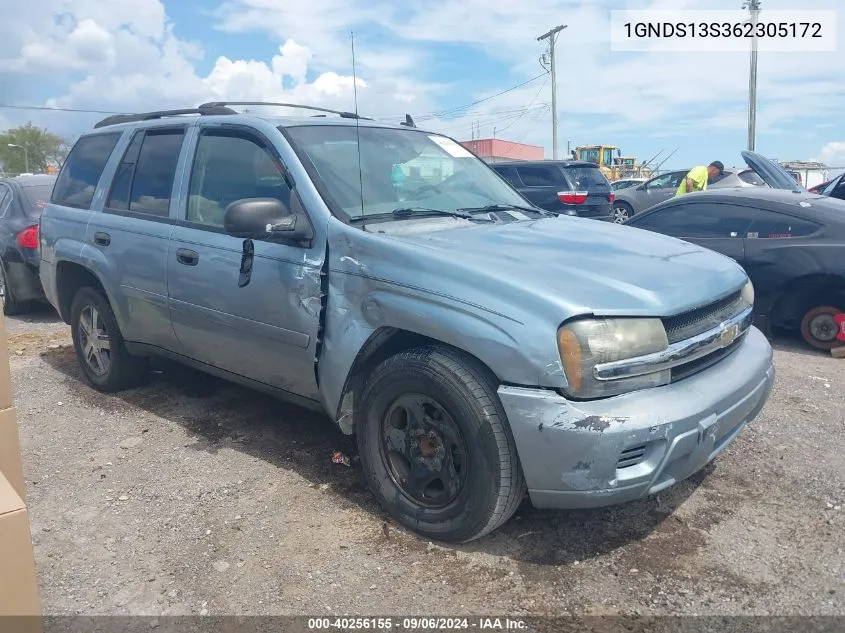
[
  {"x1": 21, "y1": 184, "x2": 55, "y2": 216},
  {"x1": 579, "y1": 148, "x2": 600, "y2": 164},
  {"x1": 283, "y1": 125, "x2": 530, "y2": 220}
]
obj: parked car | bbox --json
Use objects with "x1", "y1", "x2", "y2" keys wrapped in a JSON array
[
  {"x1": 0, "y1": 174, "x2": 56, "y2": 314},
  {"x1": 40, "y1": 104, "x2": 774, "y2": 542},
  {"x1": 815, "y1": 173, "x2": 845, "y2": 201},
  {"x1": 611, "y1": 177, "x2": 646, "y2": 192},
  {"x1": 807, "y1": 179, "x2": 830, "y2": 194},
  {"x1": 490, "y1": 160, "x2": 614, "y2": 221},
  {"x1": 625, "y1": 151, "x2": 845, "y2": 350},
  {"x1": 612, "y1": 166, "x2": 766, "y2": 223}
]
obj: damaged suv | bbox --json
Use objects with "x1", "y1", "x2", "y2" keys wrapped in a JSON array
[{"x1": 39, "y1": 103, "x2": 775, "y2": 542}]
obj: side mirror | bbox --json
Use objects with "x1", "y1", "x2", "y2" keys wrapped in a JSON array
[
  {"x1": 637, "y1": 183, "x2": 646, "y2": 191},
  {"x1": 223, "y1": 197, "x2": 312, "y2": 241}
]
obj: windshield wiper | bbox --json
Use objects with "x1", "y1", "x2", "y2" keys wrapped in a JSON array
[
  {"x1": 457, "y1": 203, "x2": 551, "y2": 216},
  {"x1": 392, "y1": 207, "x2": 474, "y2": 220}
]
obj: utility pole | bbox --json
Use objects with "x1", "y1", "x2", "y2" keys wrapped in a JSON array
[
  {"x1": 743, "y1": 0, "x2": 761, "y2": 151},
  {"x1": 538, "y1": 24, "x2": 567, "y2": 159}
]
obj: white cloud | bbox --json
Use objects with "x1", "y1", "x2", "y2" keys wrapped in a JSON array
[{"x1": 817, "y1": 142, "x2": 845, "y2": 168}]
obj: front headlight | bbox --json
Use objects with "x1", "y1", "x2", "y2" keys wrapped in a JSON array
[
  {"x1": 557, "y1": 317, "x2": 670, "y2": 399},
  {"x1": 741, "y1": 279, "x2": 755, "y2": 307}
]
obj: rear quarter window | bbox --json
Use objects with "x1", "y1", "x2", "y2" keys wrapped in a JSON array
[
  {"x1": 52, "y1": 133, "x2": 122, "y2": 210},
  {"x1": 562, "y1": 166, "x2": 610, "y2": 190},
  {"x1": 515, "y1": 165, "x2": 559, "y2": 187}
]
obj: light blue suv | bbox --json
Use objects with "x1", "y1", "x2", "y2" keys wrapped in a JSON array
[{"x1": 39, "y1": 102, "x2": 775, "y2": 542}]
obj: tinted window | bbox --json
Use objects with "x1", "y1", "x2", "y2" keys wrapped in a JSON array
[
  {"x1": 562, "y1": 166, "x2": 609, "y2": 190},
  {"x1": 515, "y1": 166, "x2": 558, "y2": 187},
  {"x1": 492, "y1": 166, "x2": 521, "y2": 186},
  {"x1": 52, "y1": 133, "x2": 121, "y2": 209},
  {"x1": 0, "y1": 184, "x2": 11, "y2": 217},
  {"x1": 747, "y1": 209, "x2": 821, "y2": 239},
  {"x1": 187, "y1": 131, "x2": 291, "y2": 228},
  {"x1": 629, "y1": 202, "x2": 755, "y2": 238},
  {"x1": 127, "y1": 130, "x2": 184, "y2": 217},
  {"x1": 106, "y1": 132, "x2": 144, "y2": 211}
]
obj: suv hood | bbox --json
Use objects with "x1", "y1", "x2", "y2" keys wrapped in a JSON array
[{"x1": 387, "y1": 215, "x2": 747, "y2": 318}]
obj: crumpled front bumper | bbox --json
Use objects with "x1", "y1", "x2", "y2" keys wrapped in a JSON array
[{"x1": 498, "y1": 326, "x2": 775, "y2": 509}]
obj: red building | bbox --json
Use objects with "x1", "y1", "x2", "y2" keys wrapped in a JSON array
[{"x1": 459, "y1": 138, "x2": 544, "y2": 163}]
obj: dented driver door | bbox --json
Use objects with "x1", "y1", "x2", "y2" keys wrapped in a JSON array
[{"x1": 166, "y1": 123, "x2": 324, "y2": 401}]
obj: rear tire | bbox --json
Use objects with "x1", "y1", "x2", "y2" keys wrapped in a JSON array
[
  {"x1": 0, "y1": 260, "x2": 37, "y2": 315},
  {"x1": 613, "y1": 202, "x2": 633, "y2": 224},
  {"x1": 800, "y1": 305, "x2": 844, "y2": 350},
  {"x1": 356, "y1": 346, "x2": 525, "y2": 543},
  {"x1": 70, "y1": 287, "x2": 148, "y2": 391}
]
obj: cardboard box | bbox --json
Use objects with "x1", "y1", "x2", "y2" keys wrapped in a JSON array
[
  {"x1": 0, "y1": 406, "x2": 27, "y2": 502},
  {"x1": 0, "y1": 472, "x2": 41, "y2": 616}
]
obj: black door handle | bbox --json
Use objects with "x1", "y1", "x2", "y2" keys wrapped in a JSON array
[
  {"x1": 94, "y1": 232, "x2": 110, "y2": 246},
  {"x1": 176, "y1": 248, "x2": 199, "y2": 266}
]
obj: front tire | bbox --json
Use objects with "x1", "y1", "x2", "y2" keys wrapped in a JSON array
[
  {"x1": 356, "y1": 346, "x2": 525, "y2": 543},
  {"x1": 613, "y1": 202, "x2": 633, "y2": 224},
  {"x1": 70, "y1": 287, "x2": 147, "y2": 391}
]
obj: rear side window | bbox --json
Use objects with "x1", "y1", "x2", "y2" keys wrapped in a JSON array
[
  {"x1": 106, "y1": 129, "x2": 185, "y2": 217},
  {"x1": 492, "y1": 166, "x2": 521, "y2": 186},
  {"x1": 515, "y1": 166, "x2": 558, "y2": 187},
  {"x1": 747, "y1": 210, "x2": 821, "y2": 239},
  {"x1": 629, "y1": 203, "x2": 755, "y2": 238},
  {"x1": 0, "y1": 184, "x2": 11, "y2": 217},
  {"x1": 562, "y1": 166, "x2": 609, "y2": 190},
  {"x1": 52, "y1": 133, "x2": 121, "y2": 209}
]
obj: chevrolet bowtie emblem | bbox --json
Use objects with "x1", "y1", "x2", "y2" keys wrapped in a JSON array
[{"x1": 719, "y1": 323, "x2": 739, "y2": 346}]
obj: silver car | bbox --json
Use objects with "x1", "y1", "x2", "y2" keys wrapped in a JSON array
[
  {"x1": 39, "y1": 104, "x2": 775, "y2": 542},
  {"x1": 613, "y1": 167, "x2": 766, "y2": 223}
]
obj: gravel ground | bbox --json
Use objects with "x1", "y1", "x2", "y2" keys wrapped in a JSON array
[{"x1": 5, "y1": 308, "x2": 845, "y2": 619}]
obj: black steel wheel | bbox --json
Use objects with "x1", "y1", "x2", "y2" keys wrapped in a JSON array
[{"x1": 356, "y1": 346, "x2": 525, "y2": 543}]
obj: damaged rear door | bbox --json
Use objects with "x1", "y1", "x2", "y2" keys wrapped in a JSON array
[{"x1": 167, "y1": 123, "x2": 324, "y2": 400}]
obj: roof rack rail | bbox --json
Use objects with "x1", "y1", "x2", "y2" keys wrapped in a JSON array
[
  {"x1": 93, "y1": 105, "x2": 238, "y2": 129},
  {"x1": 198, "y1": 101, "x2": 373, "y2": 121}
]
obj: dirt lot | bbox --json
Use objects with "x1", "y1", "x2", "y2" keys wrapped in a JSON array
[{"x1": 5, "y1": 308, "x2": 845, "y2": 618}]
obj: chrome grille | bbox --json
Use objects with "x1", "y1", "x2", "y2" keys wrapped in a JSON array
[{"x1": 662, "y1": 291, "x2": 745, "y2": 344}]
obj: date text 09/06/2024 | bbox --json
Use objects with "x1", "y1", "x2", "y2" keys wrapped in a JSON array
[{"x1": 307, "y1": 618, "x2": 528, "y2": 630}]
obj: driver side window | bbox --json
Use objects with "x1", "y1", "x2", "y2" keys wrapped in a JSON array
[{"x1": 187, "y1": 131, "x2": 291, "y2": 228}]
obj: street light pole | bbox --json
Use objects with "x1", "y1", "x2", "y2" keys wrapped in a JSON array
[
  {"x1": 538, "y1": 24, "x2": 567, "y2": 160},
  {"x1": 7, "y1": 144, "x2": 29, "y2": 174},
  {"x1": 743, "y1": 0, "x2": 761, "y2": 151}
]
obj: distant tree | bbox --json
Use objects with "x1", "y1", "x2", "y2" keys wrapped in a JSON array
[{"x1": 0, "y1": 122, "x2": 69, "y2": 175}]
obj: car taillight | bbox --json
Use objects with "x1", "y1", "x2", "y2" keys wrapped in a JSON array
[
  {"x1": 16, "y1": 225, "x2": 39, "y2": 249},
  {"x1": 608, "y1": 193, "x2": 615, "y2": 203},
  {"x1": 558, "y1": 191, "x2": 588, "y2": 205}
]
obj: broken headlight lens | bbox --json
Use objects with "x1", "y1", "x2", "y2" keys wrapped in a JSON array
[{"x1": 557, "y1": 317, "x2": 670, "y2": 399}]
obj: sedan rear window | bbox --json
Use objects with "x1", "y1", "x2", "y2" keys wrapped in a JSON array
[
  {"x1": 21, "y1": 184, "x2": 55, "y2": 217},
  {"x1": 562, "y1": 167, "x2": 610, "y2": 190}
]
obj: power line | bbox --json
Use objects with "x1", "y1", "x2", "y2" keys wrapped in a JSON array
[
  {"x1": 491, "y1": 75, "x2": 548, "y2": 135},
  {"x1": 416, "y1": 72, "x2": 548, "y2": 121},
  {"x1": 0, "y1": 103, "x2": 127, "y2": 115}
]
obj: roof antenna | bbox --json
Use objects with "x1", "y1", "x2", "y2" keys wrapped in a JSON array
[{"x1": 351, "y1": 31, "x2": 366, "y2": 228}]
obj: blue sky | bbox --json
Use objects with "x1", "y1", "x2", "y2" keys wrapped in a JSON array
[{"x1": 0, "y1": 0, "x2": 843, "y2": 171}]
